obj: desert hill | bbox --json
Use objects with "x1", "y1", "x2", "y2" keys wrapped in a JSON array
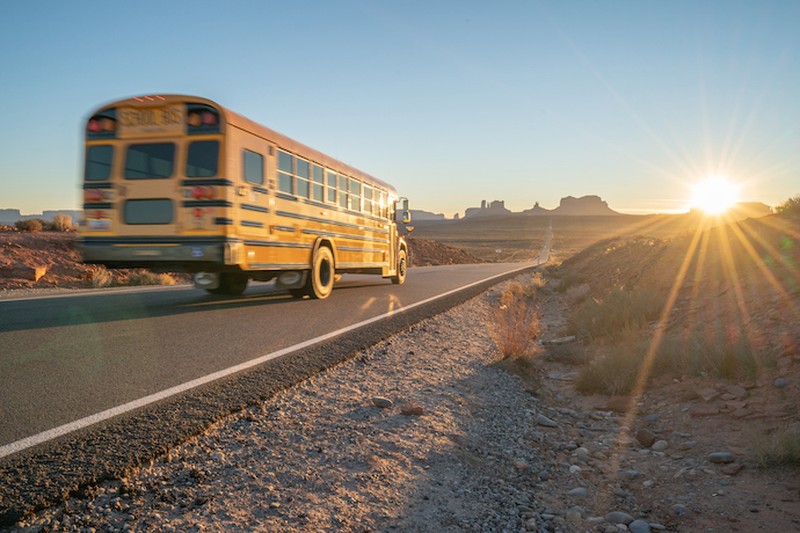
[{"x1": 0, "y1": 231, "x2": 478, "y2": 291}]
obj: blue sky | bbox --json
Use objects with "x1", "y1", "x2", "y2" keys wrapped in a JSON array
[{"x1": 1, "y1": 0, "x2": 798, "y2": 216}]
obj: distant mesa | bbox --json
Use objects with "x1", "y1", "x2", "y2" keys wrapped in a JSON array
[
  {"x1": 409, "y1": 209, "x2": 447, "y2": 222},
  {"x1": 463, "y1": 195, "x2": 619, "y2": 219},
  {"x1": 464, "y1": 200, "x2": 512, "y2": 219},
  {"x1": 0, "y1": 209, "x2": 82, "y2": 225},
  {"x1": 546, "y1": 195, "x2": 619, "y2": 216},
  {"x1": 690, "y1": 202, "x2": 772, "y2": 219}
]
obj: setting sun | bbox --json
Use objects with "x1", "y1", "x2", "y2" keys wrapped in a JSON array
[{"x1": 689, "y1": 176, "x2": 740, "y2": 214}]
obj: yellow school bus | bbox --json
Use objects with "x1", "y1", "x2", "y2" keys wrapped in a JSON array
[{"x1": 79, "y1": 94, "x2": 409, "y2": 299}]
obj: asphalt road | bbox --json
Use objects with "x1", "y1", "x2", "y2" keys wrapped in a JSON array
[
  {"x1": 0, "y1": 261, "x2": 544, "y2": 524},
  {"x1": 0, "y1": 262, "x2": 537, "y2": 454}
]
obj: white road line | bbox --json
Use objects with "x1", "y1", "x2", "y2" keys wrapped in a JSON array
[
  {"x1": 0, "y1": 284, "x2": 191, "y2": 303},
  {"x1": 0, "y1": 263, "x2": 535, "y2": 459}
]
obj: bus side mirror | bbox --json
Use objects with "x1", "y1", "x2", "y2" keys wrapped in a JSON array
[{"x1": 398, "y1": 197, "x2": 411, "y2": 224}]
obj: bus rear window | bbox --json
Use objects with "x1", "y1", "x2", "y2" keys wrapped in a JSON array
[
  {"x1": 85, "y1": 145, "x2": 113, "y2": 181},
  {"x1": 125, "y1": 143, "x2": 174, "y2": 179},
  {"x1": 124, "y1": 199, "x2": 173, "y2": 224},
  {"x1": 186, "y1": 141, "x2": 219, "y2": 177}
]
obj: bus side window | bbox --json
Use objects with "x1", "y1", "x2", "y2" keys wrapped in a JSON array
[
  {"x1": 349, "y1": 178, "x2": 362, "y2": 212},
  {"x1": 278, "y1": 150, "x2": 294, "y2": 194},
  {"x1": 363, "y1": 185, "x2": 373, "y2": 215},
  {"x1": 326, "y1": 170, "x2": 337, "y2": 204},
  {"x1": 243, "y1": 150, "x2": 264, "y2": 185},
  {"x1": 311, "y1": 164, "x2": 324, "y2": 202},
  {"x1": 338, "y1": 175, "x2": 349, "y2": 209},
  {"x1": 295, "y1": 158, "x2": 310, "y2": 198}
]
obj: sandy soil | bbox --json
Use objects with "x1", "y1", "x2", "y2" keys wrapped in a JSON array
[{"x1": 1, "y1": 222, "x2": 799, "y2": 532}]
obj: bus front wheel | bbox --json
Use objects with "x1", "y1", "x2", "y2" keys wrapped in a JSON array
[
  {"x1": 391, "y1": 248, "x2": 407, "y2": 285},
  {"x1": 307, "y1": 246, "x2": 335, "y2": 299}
]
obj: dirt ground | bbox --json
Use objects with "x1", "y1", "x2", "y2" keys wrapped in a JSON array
[{"x1": 1, "y1": 216, "x2": 799, "y2": 531}]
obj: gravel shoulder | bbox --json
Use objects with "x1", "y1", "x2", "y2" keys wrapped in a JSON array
[{"x1": 5, "y1": 274, "x2": 800, "y2": 533}]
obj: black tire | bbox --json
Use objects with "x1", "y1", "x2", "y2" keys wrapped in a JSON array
[
  {"x1": 288, "y1": 288, "x2": 306, "y2": 299},
  {"x1": 391, "y1": 248, "x2": 407, "y2": 285},
  {"x1": 307, "y1": 246, "x2": 335, "y2": 299},
  {"x1": 206, "y1": 273, "x2": 248, "y2": 295}
]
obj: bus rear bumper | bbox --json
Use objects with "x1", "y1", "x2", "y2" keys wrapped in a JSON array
[{"x1": 78, "y1": 236, "x2": 234, "y2": 271}]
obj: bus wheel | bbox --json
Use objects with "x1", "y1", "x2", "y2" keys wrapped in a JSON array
[
  {"x1": 308, "y1": 246, "x2": 335, "y2": 299},
  {"x1": 391, "y1": 248, "x2": 407, "y2": 285},
  {"x1": 207, "y1": 273, "x2": 248, "y2": 295}
]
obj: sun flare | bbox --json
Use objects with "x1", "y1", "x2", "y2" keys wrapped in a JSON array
[{"x1": 689, "y1": 176, "x2": 740, "y2": 215}]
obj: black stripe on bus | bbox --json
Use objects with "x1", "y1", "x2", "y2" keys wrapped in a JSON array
[
  {"x1": 184, "y1": 200, "x2": 233, "y2": 208},
  {"x1": 242, "y1": 240, "x2": 312, "y2": 249},
  {"x1": 241, "y1": 220, "x2": 264, "y2": 228},
  {"x1": 252, "y1": 186, "x2": 270, "y2": 194},
  {"x1": 273, "y1": 226, "x2": 296, "y2": 233},
  {"x1": 83, "y1": 182, "x2": 113, "y2": 189},
  {"x1": 337, "y1": 262, "x2": 383, "y2": 269},
  {"x1": 79, "y1": 236, "x2": 231, "y2": 245},
  {"x1": 302, "y1": 228, "x2": 389, "y2": 244},
  {"x1": 275, "y1": 193, "x2": 297, "y2": 202},
  {"x1": 248, "y1": 263, "x2": 308, "y2": 270},
  {"x1": 215, "y1": 218, "x2": 234, "y2": 225},
  {"x1": 180, "y1": 178, "x2": 234, "y2": 187},
  {"x1": 240, "y1": 203, "x2": 270, "y2": 213},
  {"x1": 83, "y1": 202, "x2": 114, "y2": 209},
  {"x1": 337, "y1": 246, "x2": 385, "y2": 254}
]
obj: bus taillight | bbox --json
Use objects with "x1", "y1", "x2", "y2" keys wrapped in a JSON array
[
  {"x1": 84, "y1": 189, "x2": 104, "y2": 202},
  {"x1": 191, "y1": 186, "x2": 214, "y2": 200},
  {"x1": 186, "y1": 104, "x2": 220, "y2": 134},
  {"x1": 86, "y1": 110, "x2": 117, "y2": 139}
]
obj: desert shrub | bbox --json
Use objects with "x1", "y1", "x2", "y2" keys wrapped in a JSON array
[
  {"x1": 544, "y1": 342, "x2": 590, "y2": 365},
  {"x1": 51, "y1": 214, "x2": 74, "y2": 232},
  {"x1": 15, "y1": 219, "x2": 45, "y2": 232},
  {"x1": 554, "y1": 271, "x2": 584, "y2": 293},
  {"x1": 89, "y1": 267, "x2": 113, "y2": 288},
  {"x1": 775, "y1": 195, "x2": 800, "y2": 216},
  {"x1": 566, "y1": 288, "x2": 665, "y2": 341},
  {"x1": 574, "y1": 327, "x2": 652, "y2": 395},
  {"x1": 752, "y1": 426, "x2": 800, "y2": 468},
  {"x1": 488, "y1": 295, "x2": 541, "y2": 360},
  {"x1": 566, "y1": 283, "x2": 591, "y2": 304},
  {"x1": 500, "y1": 282, "x2": 525, "y2": 306},
  {"x1": 655, "y1": 331, "x2": 765, "y2": 380},
  {"x1": 575, "y1": 348, "x2": 639, "y2": 395},
  {"x1": 125, "y1": 270, "x2": 177, "y2": 286}
]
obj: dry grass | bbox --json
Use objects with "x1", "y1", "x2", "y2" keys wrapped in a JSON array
[
  {"x1": 488, "y1": 294, "x2": 541, "y2": 361},
  {"x1": 752, "y1": 425, "x2": 800, "y2": 468},
  {"x1": 566, "y1": 287, "x2": 665, "y2": 342},
  {"x1": 574, "y1": 327, "x2": 650, "y2": 395},
  {"x1": 87, "y1": 267, "x2": 177, "y2": 288},
  {"x1": 124, "y1": 270, "x2": 177, "y2": 286},
  {"x1": 88, "y1": 266, "x2": 113, "y2": 288}
]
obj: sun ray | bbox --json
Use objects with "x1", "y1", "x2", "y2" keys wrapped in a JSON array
[
  {"x1": 728, "y1": 220, "x2": 800, "y2": 315},
  {"x1": 601, "y1": 221, "x2": 709, "y2": 511}
]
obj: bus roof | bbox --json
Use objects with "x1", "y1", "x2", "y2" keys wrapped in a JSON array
[{"x1": 90, "y1": 94, "x2": 398, "y2": 196}]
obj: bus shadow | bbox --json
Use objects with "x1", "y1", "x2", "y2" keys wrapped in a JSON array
[
  {"x1": 0, "y1": 276, "x2": 400, "y2": 334},
  {"x1": 1, "y1": 286, "x2": 305, "y2": 333}
]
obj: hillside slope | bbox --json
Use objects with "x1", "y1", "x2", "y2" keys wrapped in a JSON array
[{"x1": 0, "y1": 231, "x2": 482, "y2": 292}]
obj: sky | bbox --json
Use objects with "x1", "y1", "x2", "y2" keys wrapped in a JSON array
[{"x1": 1, "y1": 0, "x2": 798, "y2": 217}]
